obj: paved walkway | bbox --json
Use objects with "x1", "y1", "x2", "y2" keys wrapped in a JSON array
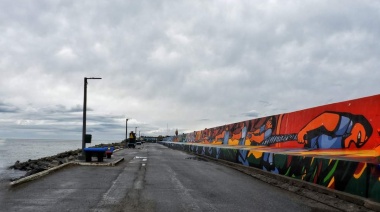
[{"x1": 0, "y1": 143, "x2": 376, "y2": 212}]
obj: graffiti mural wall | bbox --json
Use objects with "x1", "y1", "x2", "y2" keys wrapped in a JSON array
[
  {"x1": 163, "y1": 94, "x2": 380, "y2": 202},
  {"x1": 174, "y1": 94, "x2": 380, "y2": 150}
]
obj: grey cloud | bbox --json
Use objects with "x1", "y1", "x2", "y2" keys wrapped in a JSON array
[
  {"x1": 40, "y1": 105, "x2": 93, "y2": 114},
  {"x1": 241, "y1": 110, "x2": 259, "y2": 118},
  {"x1": 68, "y1": 105, "x2": 84, "y2": 112},
  {"x1": 0, "y1": 102, "x2": 19, "y2": 113},
  {"x1": 0, "y1": 1, "x2": 380, "y2": 139}
]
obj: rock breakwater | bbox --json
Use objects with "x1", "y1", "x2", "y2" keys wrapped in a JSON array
[{"x1": 9, "y1": 142, "x2": 124, "y2": 181}]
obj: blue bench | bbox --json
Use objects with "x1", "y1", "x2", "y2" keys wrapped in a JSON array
[{"x1": 84, "y1": 147, "x2": 108, "y2": 162}]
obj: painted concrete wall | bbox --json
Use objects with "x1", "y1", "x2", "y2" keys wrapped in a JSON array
[
  {"x1": 172, "y1": 94, "x2": 380, "y2": 151},
  {"x1": 163, "y1": 94, "x2": 380, "y2": 202}
]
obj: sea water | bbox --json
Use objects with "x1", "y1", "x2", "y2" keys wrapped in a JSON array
[{"x1": 0, "y1": 138, "x2": 117, "y2": 181}]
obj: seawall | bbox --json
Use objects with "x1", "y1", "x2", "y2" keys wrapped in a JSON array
[{"x1": 162, "y1": 94, "x2": 380, "y2": 203}]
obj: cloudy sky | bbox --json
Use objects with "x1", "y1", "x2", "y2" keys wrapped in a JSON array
[{"x1": 1, "y1": 0, "x2": 379, "y2": 141}]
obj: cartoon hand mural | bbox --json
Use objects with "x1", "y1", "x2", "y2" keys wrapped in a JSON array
[
  {"x1": 344, "y1": 122, "x2": 368, "y2": 148},
  {"x1": 297, "y1": 128, "x2": 308, "y2": 145}
]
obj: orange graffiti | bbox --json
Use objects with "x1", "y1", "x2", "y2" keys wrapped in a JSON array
[{"x1": 354, "y1": 163, "x2": 367, "y2": 179}]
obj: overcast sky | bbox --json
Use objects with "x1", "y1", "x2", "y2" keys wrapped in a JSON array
[{"x1": 1, "y1": 0, "x2": 379, "y2": 141}]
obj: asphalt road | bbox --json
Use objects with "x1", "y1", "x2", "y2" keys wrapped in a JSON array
[{"x1": 0, "y1": 143, "x2": 353, "y2": 211}]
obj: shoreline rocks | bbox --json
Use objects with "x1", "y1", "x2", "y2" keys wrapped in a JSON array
[{"x1": 8, "y1": 142, "x2": 124, "y2": 181}]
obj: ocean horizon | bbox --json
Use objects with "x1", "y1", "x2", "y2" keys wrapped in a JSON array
[{"x1": 0, "y1": 138, "x2": 120, "y2": 181}]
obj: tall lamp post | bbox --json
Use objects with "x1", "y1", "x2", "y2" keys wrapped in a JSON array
[
  {"x1": 82, "y1": 77, "x2": 101, "y2": 157},
  {"x1": 125, "y1": 118, "x2": 129, "y2": 141}
]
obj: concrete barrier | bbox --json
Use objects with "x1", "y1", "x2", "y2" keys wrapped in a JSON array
[{"x1": 162, "y1": 94, "x2": 380, "y2": 203}]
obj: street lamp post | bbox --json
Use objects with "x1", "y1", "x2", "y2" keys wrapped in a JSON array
[
  {"x1": 126, "y1": 118, "x2": 129, "y2": 141},
  {"x1": 82, "y1": 77, "x2": 101, "y2": 158}
]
